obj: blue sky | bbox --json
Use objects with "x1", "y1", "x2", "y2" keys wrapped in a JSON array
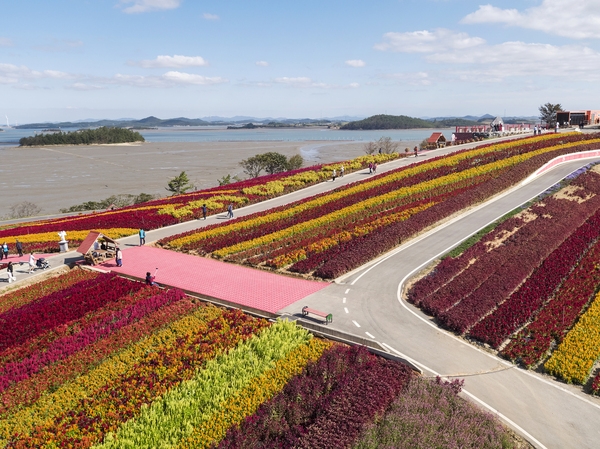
[{"x1": 2, "y1": 0, "x2": 600, "y2": 123}]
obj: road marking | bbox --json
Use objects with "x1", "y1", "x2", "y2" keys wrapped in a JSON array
[
  {"x1": 344, "y1": 307, "x2": 349, "y2": 313},
  {"x1": 342, "y1": 160, "x2": 598, "y2": 286},
  {"x1": 345, "y1": 288, "x2": 350, "y2": 294},
  {"x1": 342, "y1": 297, "x2": 346, "y2": 303},
  {"x1": 365, "y1": 331, "x2": 375, "y2": 339},
  {"x1": 381, "y1": 343, "x2": 548, "y2": 449},
  {"x1": 352, "y1": 320, "x2": 361, "y2": 328}
]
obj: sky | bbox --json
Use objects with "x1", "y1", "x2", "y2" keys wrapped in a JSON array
[{"x1": 2, "y1": 0, "x2": 600, "y2": 124}]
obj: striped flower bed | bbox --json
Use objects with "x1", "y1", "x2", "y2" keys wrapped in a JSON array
[
  {"x1": 0, "y1": 154, "x2": 398, "y2": 254},
  {"x1": 160, "y1": 133, "x2": 600, "y2": 279}
]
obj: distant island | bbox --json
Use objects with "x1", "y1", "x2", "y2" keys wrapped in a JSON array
[
  {"x1": 340, "y1": 114, "x2": 479, "y2": 130},
  {"x1": 19, "y1": 127, "x2": 145, "y2": 146}
]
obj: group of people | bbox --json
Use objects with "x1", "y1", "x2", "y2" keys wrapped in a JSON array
[
  {"x1": 368, "y1": 162, "x2": 378, "y2": 174},
  {"x1": 533, "y1": 125, "x2": 546, "y2": 136},
  {"x1": 0, "y1": 240, "x2": 23, "y2": 260}
]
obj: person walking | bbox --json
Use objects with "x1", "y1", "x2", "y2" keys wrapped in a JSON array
[
  {"x1": 332, "y1": 168, "x2": 337, "y2": 182},
  {"x1": 414, "y1": 146, "x2": 418, "y2": 157},
  {"x1": 555, "y1": 121, "x2": 559, "y2": 133},
  {"x1": 202, "y1": 204, "x2": 207, "y2": 220},
  {"x1": 115, "y1": 247, "x2": 123, "y2": 267},
  {"x1": 7, "y1": 262, "x2": 15, "y2": 283},
  {"x1": 340, "y1": 165, "x2": 344, "y2": 178},
  {"x1": 373, "y1": 163, "x2": 377, "y2": 174},
  {"x1": 28, "y1": 253, "x2": 36, "y2": 274},
  {"x1": 138, "y1": 229, "x2": 146, "y2": 246},
  {"x1": 2, "y1": 243, "x2": 8, "y2": 260},
  {"x1": 368, "y1": 162, "x2": 373, "y2": 174},
  {"x1": 15, "y1": 239, "x2": 23, "y2": 257},
  {"x1": 227, "y1": 204, "x2": 234, "y2": 219}
]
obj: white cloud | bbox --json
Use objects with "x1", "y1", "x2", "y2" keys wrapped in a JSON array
[
  {"x1": 345, "y1": 59, "x2": 366, "y2": 68},
  {"x1": 0, "y1": 63, "x2": 73, "y2": 84},
  {"x1": 348, "y1": 82, "x2": 360, "y2": 88},
  {"x1": 112, "y1": 71, "x2": 227, "y2": 87},
  {"x1": 119, "y1": 0, "x2": 181, "y2": 14},
  {"x1": 203, "y1": 12, "x2": 219, "y2": 20},
  {"x1": 67, "y1": 83, "x2": 106, "y2": 91},
  {"x1": 0, "y1": 37, "x2": 13, "y2": 47},
  {"x1": 383, "y1": 72, "x2": 432, "y2": 86},
  {"x1": 135, "y1": 55, "x2": 208, "y2": 68},
  {"x1": 34, "y1": 39, "x2": 83, "y2": 52},
  {"x1": 255, "y1": 61, "x2": 269, "y2": 67},
  {"x1": 429, "y1": 41, "x2": 600, "y2": 82},
  {"x1": 275, "y1": 76, "x2": 313, "y2": 87},
  {"x1": 162, "y1": 71, "x2": 226, "y2": 85},
  {"x1": 461, "y1": 1, "x2": 600, "y2": 39},
  {"x1": 374, "y1": 28, "x2": 485, "y2": 53}
]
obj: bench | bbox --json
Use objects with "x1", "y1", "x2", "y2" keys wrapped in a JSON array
[{"x1": 302, "y1": 306, "x2": 333, "y2": 324}]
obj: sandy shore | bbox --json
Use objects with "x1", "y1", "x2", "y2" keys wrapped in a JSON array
[{"x1": 1, "y1": 140, "x2": 418, "y2": 214}]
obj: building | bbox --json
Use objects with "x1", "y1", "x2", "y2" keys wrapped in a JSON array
[
  {"x1": 425, "y1": 132, "x2": 447, "y2": 149},
  {"x1": 556, "y1": 110, "x2": 600, "y2": 127}
]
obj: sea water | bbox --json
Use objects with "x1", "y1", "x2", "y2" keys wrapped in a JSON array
[{"x1": 0, "y1": 126, "x2": 452, "y2": 147}]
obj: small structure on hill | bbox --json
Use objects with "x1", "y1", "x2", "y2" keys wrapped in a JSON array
[
  {"x1": 76, "y1": 231, "x2": 118, "y2": 265},
  {"x1": 426, "y1": 132, "x2": 447, "y2": 149}
]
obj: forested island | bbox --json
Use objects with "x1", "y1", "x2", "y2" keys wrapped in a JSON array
[
  {"x1": 19, "y1": 127, "x2": 145, "y2": 146},
  {"x1": 340, "y1": 114, "x2": 478, "y2": 130}
]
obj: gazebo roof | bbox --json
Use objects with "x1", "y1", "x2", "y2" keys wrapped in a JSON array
[
  {"x1": 427, "y1": 132, "x2": 446, "y2": 143},
  {"x1": 76, "y1": 231, "x2": 117, "y2": 254}
]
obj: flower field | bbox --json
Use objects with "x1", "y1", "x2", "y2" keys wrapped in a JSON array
[
  {"x1": 0, "y1": 268, "x2": 519, "y2": 447},
  {"x1": 408, "y1": 166, "x2": 600, "y2": 392},
  {"x1": 160, "y1": 133, "x2": 600, "y2": 279},
  {"x1": 0, "y1": 153, "x2": 399, "y2": 254}
]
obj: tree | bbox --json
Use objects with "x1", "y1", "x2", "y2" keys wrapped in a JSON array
[
  {"x1": 363, "y1": 141, "x2": 377, "y2": 154},
  {"x1": 539, "y1": 103, "x2": 563, "y2": 127},
  {"x1": 377, "y1": 136, "x2": 399, "y2": 154},
  {"x1": 166, "y1": 171, "x2": 192, "y2": 195},
  {"x1": 259, "y1": 152, "x2": 289, "y2": 174},
  {"x1": 240, "y1": 155, "x2": 264, "y2": 178},
  {"x1": 8, "y1": 201, "x2": 42, "y2": 219},
  {"x1": 286, "y1": 154, "x2": 304, "y2": 171}
]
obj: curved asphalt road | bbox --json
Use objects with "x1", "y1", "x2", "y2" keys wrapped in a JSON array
[
  {"x1": 6, "y1": 132, "x2": 600, "y2": 448},
  {"x1": 280, "y1": 157, "x2": 600, "y2": 449}
]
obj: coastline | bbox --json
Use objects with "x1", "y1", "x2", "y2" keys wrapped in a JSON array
[{"x1": 1, "y1": 140, "x2": 419, "y2": 214}]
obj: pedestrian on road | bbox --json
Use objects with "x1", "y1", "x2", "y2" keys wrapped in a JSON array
[
  {"x1": 7, "y1": 262, "x2": 15, "y2": 283},
  {"x1": 414, "y1": 146, "x2": 418, "y2": 157},
  {"x1": 138, "y1": 229, "x2": 146, "y2": 246},
  {"x1": 28, "y1": 253, "x2": 36, "y2": 274},
  {"x1": 368, "y1": 162, "x2": 373, "y2": 174},
  {"x1": 202, "y1": 204, "x2": 207, "y2": 220},
  {"x1": 533, "y1": 124, "x2": 538, "y2": 136},
  {"x1": 227, "y1": 204, "x2": 234, "y2": 219},
  {"x1": 332, "y1": 169, "x2": 337, "y2": 182},
  {"x1": 340, "y1": 165, "x2": 344, "y2": 177},
  {"x1": 2, "y1": 243, "x2": 8, "y2": 260},
  {"x1": 555, "y1": 121, "x2": 559, "y2": 133},
  {"x1": 115, "y1": 247, "x2": 123, "y2": 267},
  {"x1": 373, "y1": 163, "x2": 377, "y2": 174},
  {"x1": 16, "y1": 239, "x2": 23, "y2": 257}
]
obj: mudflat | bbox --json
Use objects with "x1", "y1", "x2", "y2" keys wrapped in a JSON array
[{"x1": 3, "y1": 140, "x2": 417, "y2": 214}]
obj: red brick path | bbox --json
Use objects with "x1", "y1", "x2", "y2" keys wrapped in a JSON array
[{"x1": 100, "y1": 246, "x2": 328, "y2": 313}]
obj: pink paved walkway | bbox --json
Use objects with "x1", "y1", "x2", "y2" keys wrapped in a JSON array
[{"x1": 99, "y1": 246, "x2": 328, "y2": 313}]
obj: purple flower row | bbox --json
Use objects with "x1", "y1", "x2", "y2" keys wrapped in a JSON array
[
  {"x1": 0, "y1": 288, "x2": 185, "y2": 392},
  {"x1": 468, "y1": 208, "x2": 600, "y2": 348},
  {"x1": 216, "y1": 345, "x2": 414, "y2": 449},
  {"x1": 0, "y1": 272, "x2": 144, "y2": 353}
]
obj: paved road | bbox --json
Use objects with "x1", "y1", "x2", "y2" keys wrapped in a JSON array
[
  {"x1": 5, "y1": 131, "x2": 600, "y2": 448},
  {"x1": 280, "y1": 158, "x2": 600, "y2": 449}
]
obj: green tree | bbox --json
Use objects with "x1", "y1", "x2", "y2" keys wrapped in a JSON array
[
  {"x1": 259, "y1": 152, "x2": 289, "y2": 174},
  {"x1": 239, "y1": 155, "x2": 264, "y2": 178},
  {"x1": 539, "y1": 103, "x2": 563, "y2": 127},
  {"x1": 166, "y1": 171, "x2": 192, "y2": 196},
  {"x1": 286, "y1": 154, "x2": 304, "y2": 171}
]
